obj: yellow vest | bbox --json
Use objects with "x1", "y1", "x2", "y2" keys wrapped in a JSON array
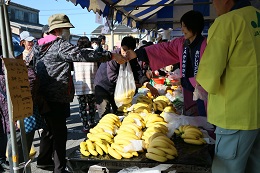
[{"x1": 196, "y1": 6, "x2": 260, "y2": 130}]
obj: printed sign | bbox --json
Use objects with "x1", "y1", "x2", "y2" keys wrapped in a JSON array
[{"x1": 3, "y1": 58, "x2": 33, "y2": 121}]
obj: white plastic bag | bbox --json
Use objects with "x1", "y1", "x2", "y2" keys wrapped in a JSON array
[{"x1": 114, "y1": 62, "x2": 136, "y2": 108}]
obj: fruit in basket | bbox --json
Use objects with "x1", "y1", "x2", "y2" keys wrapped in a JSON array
[{"x1": 80, "y1": 141, "x2": 90, "y2": 157}]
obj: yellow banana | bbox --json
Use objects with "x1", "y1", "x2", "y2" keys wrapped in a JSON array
[
  {"x1": 184, "y1": 128, "x2": 203, "y2": 137},
  {"x1": 118, "y1": 127, "x2": 136, "y2": 134},
  {"x1": 132, "y1": 151, "x2": 138, "y2": 156},
  {"x1": 184, "y1": 138, "x2": 204, "y2": 145},
  {"x1": 89, "y1": 128, "x2": 99, "y2": 134},
  {"x1": 153, "y1": 103, "x2": 157, "y2": 112},
  {"x1": 163, "y1": 106, "x2": 175, "y2": 113},
  {"x1": 174, "y1": 129, "x2": 181, "y2": 135},
  {"x1": 111, "y1": 143, "x2": 124, "y2": 152},
  {"x1": 149, "y1": 140, "x2": 170, "y2": 148},
  {"x1": 80, "y1": 147, "x2": 90, "y2": 157},
  {"x1": 95, "y1": 141, "x2": 108, "y2": 154},
  {"x1": 156, "y1": 147, "x2": 178, "y2": 156},
  {"x1": 115, "y1": 132, "x2": 139, "y2": 140},
  {"x1": 116, "y1": 150, "x2": 133, "y2": 159},
  {"x1": 104, "y1": 113, "x2": 120, "y2": 121},
  {"x1": 199, "y1": 138, "x2": 207, "y2": 144},
  {"x1": 147, "y1": 147, "x2": 166, "y2": 156},
  {"x1": 146, "y1": 116, "x2": 165, "y2": 124},
  {"x1": 80, "y1": 141, "x2": 87, "y2": 150},
  {"x1": 148, "y1": 132, "x2": 165, "y2": 144},
  {"x1": 165, "y1": 154, "x2": 175, "y2": 160},
  {"x1": 146, "y1": 152, "x2": 167, "y2": 162},
  {"x1": 153, "y1": 135, "x2": 175, "y2": 146},
  {"x1": 94, "y1": 143, "x2": 104, "y2": 155},
  {"x1": 114, "y1": 139, "x2": 131, "y2": 146},
  {"x1": 89, "y1": 148, "x2": 98, "y2": 156},
  {"x1": 95, "y1": 132, "x2": 113, "y2": 141},
  {"x1": 85, "y1": 139, "x2": 95, "y2": 150},
  {"x1": 181, "y1": 133, "x2": 200, "y2": 140},
  {"x1": 108, "y1": 146, "x2": 122, "y2": 160},
  {"x1": 87, "y1": 133, "x2": 102, "y2": 143}
]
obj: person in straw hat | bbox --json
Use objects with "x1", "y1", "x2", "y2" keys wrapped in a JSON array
[{"x1": 34, "y1": 13, "x2": 126, "y2": 173}]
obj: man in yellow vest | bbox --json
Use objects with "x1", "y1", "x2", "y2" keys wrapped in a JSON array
[{"x1": 196, "y1": 0, "x2": 260, "y2": 172}]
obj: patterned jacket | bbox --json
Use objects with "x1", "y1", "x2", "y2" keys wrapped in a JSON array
[{"x1": 34, "y1": 37, "x2": 113, "y2": 103}]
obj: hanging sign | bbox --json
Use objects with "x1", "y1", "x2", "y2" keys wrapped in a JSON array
[{"x1": 3, "y1": 58, "x2": 33, "y2": 121}]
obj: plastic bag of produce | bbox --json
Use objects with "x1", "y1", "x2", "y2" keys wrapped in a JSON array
[{"x1": 114, "y1": 62, "x2": 136, "y2": 107}]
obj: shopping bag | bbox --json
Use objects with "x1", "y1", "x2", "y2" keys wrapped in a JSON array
[
  {"x1": 114, "y1": 62, "x2": 136, "y2": 108},
  {"x1": 24, "y1": 105, "x2": 46, "y2": 133}
]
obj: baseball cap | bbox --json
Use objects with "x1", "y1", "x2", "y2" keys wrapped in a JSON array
[
  {"x1": 13, "y1": 42, "x2": 24, "y2": 57},
  {"x1": 48, "y1": 13, "x2": 74, "y2": 32},
  {"x1": 20, "y1": 31, "x2": 35, "y2": 41}
]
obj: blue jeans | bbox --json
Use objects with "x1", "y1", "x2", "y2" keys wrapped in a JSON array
[{"x1": 213, "y1": 127, "x2": 260, "y2": 173}]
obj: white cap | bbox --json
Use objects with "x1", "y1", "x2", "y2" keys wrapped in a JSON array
[{"x1": 20, "y1": 31, "x2": 35, "y2": 41}]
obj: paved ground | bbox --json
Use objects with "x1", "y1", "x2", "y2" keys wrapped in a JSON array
[{"x1": 29, "y1": 97, "x2": 87, "y2": 173}]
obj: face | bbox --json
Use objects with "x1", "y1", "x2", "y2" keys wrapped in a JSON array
[
  {"x1": 22, "y1": 40, "x2": 34, "y2": 51},
  {"x1": 61, "y1": 28, "x2": 70, "y2": 41},
  {"x1": 181, "y1": 22, "x2": 196, "y2": 42},
  {"x1": 120, "y1": 45, "x2": 130, "y2": 57}
]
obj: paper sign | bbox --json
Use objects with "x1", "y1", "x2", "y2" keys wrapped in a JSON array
[{"x1": 3, "y1": 58, "x2": 33, "y2": 121}]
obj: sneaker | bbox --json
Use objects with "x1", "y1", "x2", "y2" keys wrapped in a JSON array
[{"x1": 0, "y1": 161, "x2": 10, "y2": 170}]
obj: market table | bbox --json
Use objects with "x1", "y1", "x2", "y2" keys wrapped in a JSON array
[{"x1": 67, "y1": 137, "x2": 213, "y2": 173}]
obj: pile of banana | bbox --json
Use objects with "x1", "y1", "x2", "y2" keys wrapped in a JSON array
[
  {"x1": 174, "y1": 125, "x2": 207, "y2": 145},
  {"x1": 109, "y1": 113, "x2": 144, "y2": 159},
  {"x1": 132, "y1": 102, "x2": 152, "y2": 113},
  {"x1": 146, "y1": 132, "x2": 178, "y2": 162},
  {"x1": 153, "y1": 96, "x2": 174, "y2": 112},
  {"x1": 117, "y1": 103, "x2": 132, "y2": 113},
  {"x1": 142, "y1": 113, "x2": 168, "y2": 147},
  {"x1": 79, "y1": 114, "x2": 122, "y2": 157}
]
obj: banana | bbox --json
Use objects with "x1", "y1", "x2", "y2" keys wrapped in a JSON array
[
  {"x1": 153, "y1": 102, "x2": 157, "y2": 112},
  {"x1": 163, "y1": 106, "x2": 175, "y2": 113},
  {"x1": 116, "y1": 150, "x2": 133, "y2": 159},
  {"x1": 85, "y1": 139, "x2": 95, "y2": 150},
  {"x1": 95, "y1": 132, "x2": 113, "y2": 141},
  {"x1": 133, "y1": 103, "x2": 149, "y2": 109},
  {"x1": 115, "y1": 132, "x2": 139, "y2": 140},
  {"x1": 174, "y1": 129, "x2": 181, "y2": 135},
  {"x1": 179, "y1": 125, "x2": 184, "y2": 133},
  {"x1": 114, "y1": 139, "x2": 131, "y2": 146},
  {"x1": 88, "y1": 147, "x2": 98, "y2": 156},
  {"x1": 95, "y1": 143, "x2": 104, "y2": 155},
  {"x1": 87, "y1": 133, "x2": 102, "y2": 143},
  {"x1": 80, "y1": 141, "x2": 87, "y2": 150},
  {"x1": 131, "y1": 151, "x2": 138, "y2": 156},
  {"x1": 199, "y1": 138, "x2": 207, "y2": 144},
  {"x1": 104, "y1": 113, "x2": 120, "y2": 121},
  {"x1": 184, "y1": 138, "x2": 205, "y2": 145},
  {"x1": 111, "y1": 143, "x2": 124, "y2": 152},
  {"x1": 108, "y1": 146, "x2": 122, "y2": 160},
  {"x1": 156, "y1": 147, "x2": 178, "y2": 156},
  {"x1": 95, "y1": 141, "x2": 108, "y2": 154},
  {"x1": 146, "y1": 116, "x2": 165, "y2": 124},
  {"x1": 181, "y1": 133, "x2": 200, "y2": 140},
  {"x1": 184, "y1": 128, "x2": 203, "y2": 137},
  {"x1": 154, "y1": 96, "x2": 171, "y2": 105},
  {"x1": 154, "y1": 100, "x2": 167, "y2": 108},
  {"x1": 149, "y1": 140, "x2": 170, "y2": 148},
  {"x1": 153, "y1": 135, "x2": 175, "y2": 146},
  {"x1": 146, "y1": 152, "x2": 167, "y2": 162},
  {"x1": 148, "y1": 132, "x2": 165, "y2": 143},
  {"x1": 118, "y1": 126, "x2": 136, "y2": 134},
  {"x1": 165, "y1": 154, "x2": 175, "y2": 160},
  {"x1": 147, "y1": 147, "x2": 166, "y2": 156},
  {"x1": 80, "y1": 147, "x2": 90, "y2": 157},
  {"x1": 114, "y1": 120, "x2": 122, "y2": 127}
]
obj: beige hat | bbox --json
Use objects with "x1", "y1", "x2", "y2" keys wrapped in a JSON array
[{"x1": 48, "y1": 13, "x2": 74, "y2": 32}]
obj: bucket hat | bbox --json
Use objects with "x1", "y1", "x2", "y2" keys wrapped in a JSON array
[
  {"x1": 20, "y1": 31, "x2": 35, "y2": 41},
  {"x1": 48, "y1": 13, "x2": 74, "y2": 32}
]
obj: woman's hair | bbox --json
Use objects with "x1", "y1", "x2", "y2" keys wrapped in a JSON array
[
  {"x1": 121, "y1": 36, "x2": 136, "y2": 50},
  {"x1": 180, "y1": 10, "x2": 205, "y2": 35}
]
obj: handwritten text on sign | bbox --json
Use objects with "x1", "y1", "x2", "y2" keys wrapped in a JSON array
[{"x1": 3, "y1": 58, "x2": 33, "y2": 121}]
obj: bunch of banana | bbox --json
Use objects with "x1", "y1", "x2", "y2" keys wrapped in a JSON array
[
  {"x1": 142, "y1": 123, "x2": 168, "y2": 146},
  {"x1": 144, "y1": 113, "x2": 167, "y2": 128},
  {"x1": 136, "y1": 94, "x2": 153, "y2": 105},
  {"x1": 132, "y1": 102, "x2": 152, "y2": 113},
  {"x1": 145, "y1": 132, "x2": 178, "y2": 162},
  {"x1": 80, "y1": 139, "x2": 110, "y2": 157},
  {"x1": 117, "y1": 103, "x2": 132, "y2": 113},
  {"x1": 90, "y1": 113, "x2": 121, "y2": 135},
  {"x1": 153, "y1": 96, "x2": 171, "y2": 112},
  {"x1": 175, "y1": 125, "x2": 207, "y2": 145}
]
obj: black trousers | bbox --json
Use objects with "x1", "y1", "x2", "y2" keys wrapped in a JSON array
[
  {"x1": 37, "y1": 102, "x2": 69, "y2": 173},
  {"x1": 95, "y1": 85, "x2": 117, "y2": 118}
]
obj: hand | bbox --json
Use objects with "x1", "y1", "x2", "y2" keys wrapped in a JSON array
[
  {"x1": 193, "y1": 84, "x2": 208, "y2": 101},
  {"x1": 146, "y1": 83, "x2": 160, "y2": 98},
  {"x1": 112, "y1": 53, "x2": 127, "y2": 64},
  {"x1": 126, "y1": 50, "x2": 137, "y2": 61}
]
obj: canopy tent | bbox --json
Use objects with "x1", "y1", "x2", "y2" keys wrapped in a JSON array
[{"x1": 69, "y1": 0, "x2": 215, "y2": 31}]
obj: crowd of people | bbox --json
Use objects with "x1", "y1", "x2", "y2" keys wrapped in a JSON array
[{"x1": 0, "y1": 0, "x2": 259, "y2": 173}]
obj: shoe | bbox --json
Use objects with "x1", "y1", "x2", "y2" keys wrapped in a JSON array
[
  {"x1": 82, "y1": 126, "x2": 89, "y2": 133},
  {"x1": 0, "y1": 161, "x2": 10, "y2": 170}
]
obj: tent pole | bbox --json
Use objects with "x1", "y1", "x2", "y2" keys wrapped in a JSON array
[
  {"x1": 0, "y1": 2, "x2": 19, "y2": 173},
  {"x1": 3, "y1": 3, "x2": 13, "y2": 54}
]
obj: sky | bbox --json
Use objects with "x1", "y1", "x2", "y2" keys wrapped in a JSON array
[{"x1": 11, "y1": 0, "x2": 101, "y2": 36}]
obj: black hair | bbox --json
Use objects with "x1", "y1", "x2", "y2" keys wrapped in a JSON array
[
  {"x1": 180, "y1": 10, "x2": 204, "y2": 35},
  {"x1": 98, "y1": 35, "x2": 106, "y2": 42},
  {"x1": 77, "y1": 36, "x2": 91, "y2": 48},
  {"x1": 121, "y1": 36, "x2": 136, "y2": 50}
]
